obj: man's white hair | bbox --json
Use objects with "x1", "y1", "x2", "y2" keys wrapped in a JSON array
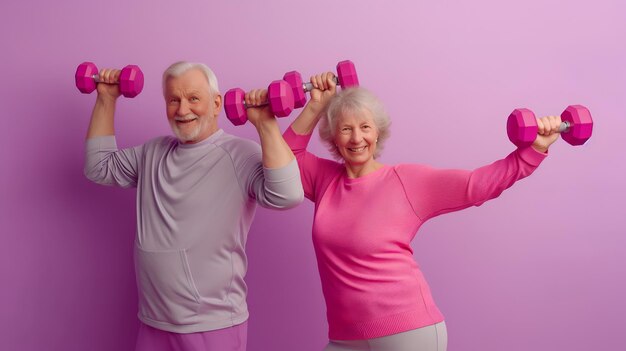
[{"x1": 162, "y1": 61, "x2": 220, "y2": 95}]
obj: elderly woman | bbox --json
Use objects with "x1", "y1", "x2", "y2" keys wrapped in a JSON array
[{"x1": 283, "y1": 72, "x2": 560, "y2": 351}]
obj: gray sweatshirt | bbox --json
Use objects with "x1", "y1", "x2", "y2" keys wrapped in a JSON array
[{"x1": 84, "y1": 129, "x2": 303, "y2": 333}]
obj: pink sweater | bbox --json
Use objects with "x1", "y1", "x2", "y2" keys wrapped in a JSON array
[{"x1": 283, "y1": 126, "x2": 546, "y2": 340}]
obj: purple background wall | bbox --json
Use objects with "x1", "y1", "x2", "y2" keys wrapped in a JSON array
[{"x1": 1, "y1": 1, "x2": 625, "y2": 350}]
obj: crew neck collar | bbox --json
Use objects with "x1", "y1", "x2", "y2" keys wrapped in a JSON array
[
  {"x1": 177, "y1": 129, "x2": 224, "y2": 149},
  {"x1": 343, "y1": 164, "x2": 389, "y2": 184}
]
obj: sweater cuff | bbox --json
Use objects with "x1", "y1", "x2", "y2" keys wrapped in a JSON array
[
  {"x1": 283, "y1": 126, "x2": 313, "y2": 150},
  {"x1": 517, "y1": 146, "x2": 547, "y2": 167},
  {"x1": 85, "y1": 135, "x2": 118, "y2": 151},
  {"x1": 263, "y1": 158, "x2": 300, "y2": 182}
]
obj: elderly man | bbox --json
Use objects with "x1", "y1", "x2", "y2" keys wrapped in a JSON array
[{"x1": 84, "y1": 61, "x2": 303, "y2": 351}]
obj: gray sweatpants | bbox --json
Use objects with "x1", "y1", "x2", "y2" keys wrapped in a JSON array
[{"x1": 324, "y1": 322, "x2": 447, "y2": 351}]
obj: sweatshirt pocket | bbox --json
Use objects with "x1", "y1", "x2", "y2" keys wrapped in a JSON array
[{"x1": 135, "y1": 245, "x2": 202, "y2": 325}]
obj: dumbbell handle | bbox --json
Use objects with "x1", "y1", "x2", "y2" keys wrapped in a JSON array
[
  {"x1": 242, "y1": 101, "x2": 270, "y2": 109},
  {"x1": 300, "y1": 77, "x2": 340, "y2": 92},
  {"x1": 89, "y1": 75, "x2": 120, "y2": 85},
  {"x1": 557, "y1": 121, "x2": 571, "y2": 133},
  {"x1": 532, "y1": 121, "x2": 571, "y2": 135}
]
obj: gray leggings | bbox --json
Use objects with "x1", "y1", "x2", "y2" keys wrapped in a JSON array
[{"x1": 324, "y1": 322, "x2": 447, "y2": 351}]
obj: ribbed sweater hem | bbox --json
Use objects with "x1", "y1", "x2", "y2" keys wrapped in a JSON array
[
  {"x1": 138, "y1": 311, "x2": 249, "y2": 334},
  {"x1": 329, "y1": 309, "x2": 444, "y2": 340}
]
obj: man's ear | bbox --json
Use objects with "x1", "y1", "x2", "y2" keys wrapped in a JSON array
[{"x1": 213, "y1": 94, "x2": 222, "y2": 118}]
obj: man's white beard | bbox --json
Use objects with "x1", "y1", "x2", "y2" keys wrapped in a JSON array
[{"x1": 170, "y1": 113, "x2": 207, "y2": 142}]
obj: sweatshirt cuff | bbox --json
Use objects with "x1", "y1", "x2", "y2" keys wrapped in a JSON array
[
  {"x1": 283, "y1": 126, "x2": 313, "y2": 150},
  {"x1": 517, "y1": 146, "x2": 547, "y2": 167},
  {"x1": 86, "y1": 135, "x2": 118, "y2": 151},
  {"x1": 263, "y1": 158, "x2": 300, "y2": 182}
]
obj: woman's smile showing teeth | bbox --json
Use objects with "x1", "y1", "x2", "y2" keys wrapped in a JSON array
[{"x1": 348, "y1": 146, "x2": 367, "y2": 152}]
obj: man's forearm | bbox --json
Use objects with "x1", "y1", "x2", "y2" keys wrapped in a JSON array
[
  {"x1": 254, "y1": 119, "x2": 295, "y2": 169},
  {"x1": 86, "y1": 95, "x2": 117, "y2": 139}
]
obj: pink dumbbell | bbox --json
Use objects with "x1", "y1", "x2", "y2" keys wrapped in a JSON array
[
  {"x1": 282, "y1": 60, "x2": 359, "y2": 108},
  {"x1": 507, "y1": 105, "x2": 594, "y2": 147},
  {"x1": 75, "y1": 61, "x2": 144, "y2": 98},
  {"x1": 224, "y1": 80, "x2": 295, "y2": 126}
]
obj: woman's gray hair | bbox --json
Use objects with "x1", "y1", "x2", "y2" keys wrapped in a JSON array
[
  {"x1": 319, "y1": 87, "x2": 391, "y2": 160},
  {"x1": 162, "y1": 61, "x2": 220, "y2": 95}
]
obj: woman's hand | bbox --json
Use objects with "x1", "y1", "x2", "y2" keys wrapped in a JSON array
[
  {"x1": 305, "y1": 72, "x2": 337, "y2": 115},
  {"x1": 532, "y1": 115, "x2": 561, "y2": 153}
]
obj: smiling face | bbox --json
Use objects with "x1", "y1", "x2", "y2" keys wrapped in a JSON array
[
  {"x1": 164, "y1": 68, "x2": 222, "y2": 144},
  {"x1": 333, "y1": 108, "x2": 380, "y2": 170}
]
